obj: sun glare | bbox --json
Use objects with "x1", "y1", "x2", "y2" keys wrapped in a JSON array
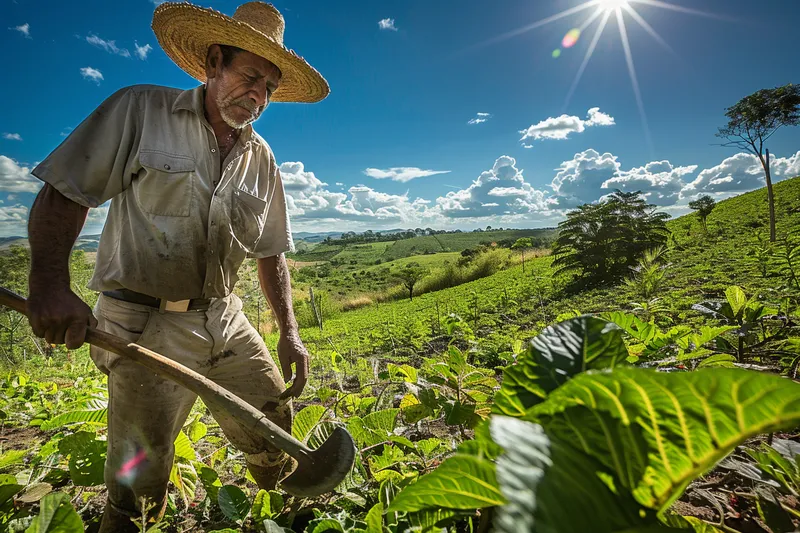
[
  {"x1": 461, "y1": 0, "x2": 725, "y2": 158},
  {"x1": 599, "y1": 0, "x2": 630, "y2": 11}
]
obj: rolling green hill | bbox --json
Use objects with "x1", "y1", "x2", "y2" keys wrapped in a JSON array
[
  {"x1": 280, "y1": 176, "x2": 800, "y2": 362},
  {"x1": 288, "y1": 228, "x2": 555, "y2": 263}
]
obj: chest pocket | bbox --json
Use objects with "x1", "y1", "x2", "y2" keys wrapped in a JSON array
[
  {"x1": 231, "y1": 187, "x2": 267, "y2": 252},
  {"x1": 135, "y1": 151, "x2": 196, "y2": 217}
]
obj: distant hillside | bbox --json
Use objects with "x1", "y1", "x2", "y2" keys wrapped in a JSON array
[
  {"x1": 287, "y1": 228, "x2": 556, "y2": 263},
  {"x1": 0, "y1": 234, "x2": 102, "y2": 253}
]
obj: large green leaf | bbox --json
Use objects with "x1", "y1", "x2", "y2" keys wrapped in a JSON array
[
  {"x1": 173, "y1": 431, "x2": 196, "y2": 461},
  {"x1": 725, "y1": 286, "x2": 748, "y2": 318},
  {"x1": 494, "y1": 316, "x2": 629, "y2": 417},
  {"x1": 169, "y1": 459, "x2": 197, "y2": 508},
  {"x1": 491, "y1": 416, "x2": 656, "y2": 533},
  {"x1": 251, "y1": 489, "x2": 284, "y2": 521},
  {"x1": 56, "y1": 432, "x2": 105, "y2": 487},
  {"x1": 39, "y1": 399, "x2": 108, "y2": 431},
  {"x1": 0, "y1": 474, "x2": 22, "y2": 506},
  {"x1": 218, "y1": 485, "x2": 250, "y2": 523},
  {"x1": 24, "y1": 492, "x2": 84, "y2": 532},
  {"x1": 196, "y1": 462, "x2": 222, "y2": 502},
  {"x1": 527, "y1": 367, "x2": 800, "y2": 512},
  {"x1": 387, "y1": 454, "x2": 505, "y2": 513},
  {"x1": 0, "y1": 449, "x2": 27, "y2": 471},
  {"x1": 292, "y1": 405, "x2": 327, "y2": 443}
]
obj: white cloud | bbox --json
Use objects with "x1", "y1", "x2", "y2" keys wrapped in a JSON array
[
  {"x1": 681, "y1": 151, "x2": 800, "y2": 198},
  {"x1": 436, "y1": 156, "x2": 552, "y2": 218},
  {"x1": 86, "y1": 34, "x2": 130, "y2": 57},
  {"x1": 363, "y1": 167, "x2": 450, "y2": 183},
  {"x1": 468, "y1": 112, "x2": 492, "y2": 125},
  {"x1": 10, "y1": 23, "x2": 30, "y2": 38},
  {"x1": 335, "y1": 182, "x2": 344, "y2": 187},
  {"x1": 550, "y1": 149, "x2": 621, "y2": 207},
  {"x1": 519, "y1": 107, "x2": 615, "y2": 144},
  {"x1": 80, "y1": 67, "x2": 104, "y2": 84},
  {"x1": 279, "y1": 161, "x2": 436, "y2": 226},
  {"x1": 378, "y1": 18, "x2": 397, "y2": 31},
  {"x1": 0, "y1": 155, "x2": 42, "y2": 193},
  {"x1": 134, "y1": 42, "x2": 153, "y2": 60},
  {"x1": 3, "y1": 133, "x2": 22, "y2": 141},
  {"x1": 83, "y1": 202, "x2": 110, "y2": 233},
  {"x1": 602, "y1": 160, "x2": 698, "y2": 206},
  {"x1": 0, "y1": 205, "x2": 29, "y2": 236}
]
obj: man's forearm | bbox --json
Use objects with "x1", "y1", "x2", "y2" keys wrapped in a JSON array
[
  {"x1": 257, "y1": 254, "x2": 299, "y2": 336},
  {"x1": 29, "y1": 184, "x2": 88, "y2": 290}
]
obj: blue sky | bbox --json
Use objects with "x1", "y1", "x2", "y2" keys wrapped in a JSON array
[{"x1": 1, "y1": 0, "x2": 799, "y2": 236}]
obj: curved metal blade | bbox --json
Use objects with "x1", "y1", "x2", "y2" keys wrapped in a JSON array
[{"x1": 279, "y1": 426, "x2": 357, "y2": 498}]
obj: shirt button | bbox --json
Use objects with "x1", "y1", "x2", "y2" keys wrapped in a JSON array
[
  {"x1": 211, "y1": 148, "x2": 216, "y2": 153},
  {"x1": 164, "y1": 164, "x2": 171, "y2": 170}
]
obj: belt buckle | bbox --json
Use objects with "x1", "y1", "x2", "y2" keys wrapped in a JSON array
[{"x1": 159, "y1": 299, "x2": 191, "y2": 313}]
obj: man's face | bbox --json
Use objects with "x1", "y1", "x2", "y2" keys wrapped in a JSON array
[{"x1": 208, "y1": 48, "x2": 282, "y2": 129}]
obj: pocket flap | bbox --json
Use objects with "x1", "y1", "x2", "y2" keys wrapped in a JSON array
[
  {"x1": 140, "y1": 151, "x2": 196, "y2": 173},
  {"x1": 234, "y1": 187, "x2": 267, "y2": 213}
]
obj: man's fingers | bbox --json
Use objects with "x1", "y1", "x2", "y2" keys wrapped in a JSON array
[
  {"x1": 280, "y1": 358, "x2": 293, "y2": 384},
  {"x1": 65, "y1": 321, "x2": 87, "y2": 350},
  {"x1": 88, "y1": 313, "x2": 98, "y2": 330},
  {"x1": 45, "y1": 326, "x2": 67, "y2": 346},
  {"x1": 288, "y1": 357, "x2": 308, "y2": 398}
]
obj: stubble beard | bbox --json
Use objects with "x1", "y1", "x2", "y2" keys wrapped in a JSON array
[{"x1": 217, "y1": 94, "x2": 265, "y2": 129}]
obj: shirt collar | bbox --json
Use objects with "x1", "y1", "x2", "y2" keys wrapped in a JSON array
[
  {"x1": 172, "y1": 85, "x2": 205, "y2": 116},
  {"x1": 172, "y1": 84, "x2": 255, "y2": 144}
]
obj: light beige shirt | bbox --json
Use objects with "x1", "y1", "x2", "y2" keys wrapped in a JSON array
[{"x1": 32, "y1": 84, "x2": 294, "y2": 300}]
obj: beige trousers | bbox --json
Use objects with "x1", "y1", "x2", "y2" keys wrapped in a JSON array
[{"x1": 90, "y1": 292, "x2": 291, "y2": 516}]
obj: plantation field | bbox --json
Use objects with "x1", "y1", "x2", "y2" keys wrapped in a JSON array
[
  {"x1": 287, "y1": 228, "x2": 554, "y2": 264},
  {"x1": 0, "y1": 177, "x2": 799, "y2": 532}
]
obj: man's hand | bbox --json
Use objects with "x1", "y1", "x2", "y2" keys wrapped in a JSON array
[
  {"x1": 27, "y1": 286, "x2": 97, "y2": 349},
  {"x1": 277, "y1": 332, "x2": 309, "y2": 400}
]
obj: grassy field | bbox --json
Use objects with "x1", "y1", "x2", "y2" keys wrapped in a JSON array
[
  {"x1": 1, "y1": 178, "x2": 798, "y2": 532},
  {"x1": 287, "y1": 228, "x2": 555, "y2": 263}
]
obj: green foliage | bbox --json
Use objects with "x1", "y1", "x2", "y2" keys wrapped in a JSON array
[
  {"x1": 392, "y1": 264, "x2": 428, "y2": 301},
  {"x1": 552, "y1": 191, "x2": 670, "y2": 288},
  {"x1": 391, "y1": 316, "x2": 800, "y2": 533},
  {"x1": 217, "y1": 485, "x2": 251, "y2": 523},
  {"x1": 717, "y1": 83, "x2": 800, "y2": 148},
  {"x1": 24, "y1": 492, "x2": 84, "y2": 532},
  {"x1": 688, "y1": 196, "x2": 716, "y2": 231},
  {"x1": 493, "y1": 315, "x2": 629, "y2": 417}
]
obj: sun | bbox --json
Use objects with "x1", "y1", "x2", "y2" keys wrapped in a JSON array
[{"x1": 598, "y1": 0, "x2": 630, "y2": 11}]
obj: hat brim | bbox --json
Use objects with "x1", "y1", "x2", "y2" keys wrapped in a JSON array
[{"x1": 152, "y1": 2, "x2": 329, "y2": 103}]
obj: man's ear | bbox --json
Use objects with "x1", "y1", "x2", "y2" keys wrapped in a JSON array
[{"x1": 205, "y1": 44, "x2": 222, "y2": 79}]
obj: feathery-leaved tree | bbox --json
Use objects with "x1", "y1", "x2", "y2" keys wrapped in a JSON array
[
  {"x1": 716, "y1": 83, "x2": 800, "y2": 242},
  {"x1": 552, "y1": 190, "x2": 670, "y2": 289}
]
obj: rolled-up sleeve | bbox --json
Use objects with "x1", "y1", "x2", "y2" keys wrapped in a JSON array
[
  {"x1": 31, "y1": 86, "x2": 142, "y2": 208},
  {"x1": 249, "y1": 167, "x2": 295, "y2": 259}
]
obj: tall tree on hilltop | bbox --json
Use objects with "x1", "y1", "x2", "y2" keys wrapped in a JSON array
[
  {"x1": 552, "y1": 190, "x2": 670, "y2": 289},
  {"x1": 716, "y1": 83, "x2": 800, "y2": 242}
]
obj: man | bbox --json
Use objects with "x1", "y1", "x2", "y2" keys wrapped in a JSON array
[{"x1": 25, "y1": 2, "x2": 328, "y2": 531}]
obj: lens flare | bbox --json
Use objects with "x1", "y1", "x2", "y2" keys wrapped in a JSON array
[
  {"x1": 552, "y1": 49, "x2": 562, "y2": 58},
  {"x1": 116, "y1": 448, "x2": 148, "y2": 486},
  {"x1": 562, "y1": 28, "x2": 581, "y2": 48}
]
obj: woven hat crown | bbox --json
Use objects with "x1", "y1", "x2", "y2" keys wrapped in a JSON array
[{"x1": 233, "y1": 2, "x2": 284, "y2": 45}]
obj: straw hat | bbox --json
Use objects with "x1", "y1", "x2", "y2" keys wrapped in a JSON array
[{"x1": 152, "y1": 1, "x2": 329, "y2": 103}]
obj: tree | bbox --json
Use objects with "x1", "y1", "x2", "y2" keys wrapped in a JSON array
[
  {"x1": 688, "y1": 195, "x2": 716, "y2": 232},
  {"x1": 511, "y1": 237, "x2": 533, "y2": 273},
  {"x1": 716, "y1": 83, "x2": 800, "y2": 242},
  {"x1": 394, "y1": 264, "x2": 427, "y2": 301},
  {"x1": 551, "y1": 190, "x2": 670, "y2": 289}
]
